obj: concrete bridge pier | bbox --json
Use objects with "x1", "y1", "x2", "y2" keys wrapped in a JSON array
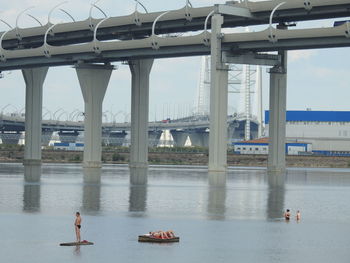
[
  {"x1": 189, "y1": 129, "x2": 209, "y2": 147},
  {"x1": 128, "y1": 59, "x2": 153, "y2": 175},
  {"x1": 170, "y1": 130, "x2": 188, "y2": 147},
  {"x1": 58, "y1": 130, "x2": 79, "y2": 144},
  {"x1": 0, "y1": 131, "x2": 21, "y2": 145},
  {"x1": 41, "y1": 130, "x2": 53, "y2": 146},
  {"x1": 208, "y1": 14, "x2": 229, "y2": 172},
  {"x1": 106, "y1": 131, "x2": 127, "y2": 146},
  {"x1": 22, "y1": 67, "x2": 49, "y2": 182},
  {"x1": 148, "y1": 130, "x2": 162, "y2": 148},
  {"x1": 76, "y1": 63, "x2": 114, "y2": 168},
  {"x1": 267, "y1": 49, "x2": 287, "y2": 173}
]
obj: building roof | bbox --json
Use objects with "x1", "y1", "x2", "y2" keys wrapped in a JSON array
[
  {"x1": 240, "y1": 138, "x2": 269, "y2": 144},
  {"x1": 265, "y1": 110, "x2": 350, "y2": 124}
]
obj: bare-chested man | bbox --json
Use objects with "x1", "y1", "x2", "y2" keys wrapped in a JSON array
[
  {"x1": 284, "y1": 209, "x2": 291, "y2": 221},
  {"x1": 74, "y1": 212, "x2": 82, "y2": 242}
]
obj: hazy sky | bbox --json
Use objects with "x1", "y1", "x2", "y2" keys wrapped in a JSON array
[{"x1": 0, "y1": 0, "x2": 349, "y2": 122}]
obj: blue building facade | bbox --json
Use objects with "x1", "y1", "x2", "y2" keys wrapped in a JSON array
[{"x1": 264, "y1": 110, "x2": 350, "y2": 156}]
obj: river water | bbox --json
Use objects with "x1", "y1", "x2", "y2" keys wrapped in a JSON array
[{"x1": 1, "y1": 163, "x2": 350, "y2": 263}]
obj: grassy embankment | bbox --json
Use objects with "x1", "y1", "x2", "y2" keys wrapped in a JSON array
[{"x1": 0, "y1": 144, "x2": 350, "y2": 168}]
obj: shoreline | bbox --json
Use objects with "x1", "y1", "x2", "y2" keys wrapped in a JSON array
[{"x1": 0, "y1": 149, "x2": 350, "y2": 168}]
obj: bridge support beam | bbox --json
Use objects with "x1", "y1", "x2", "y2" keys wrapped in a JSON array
[
  {"x1": 267, "y1": 50, "x2": 287, "y2": 173},
  {"x1": 209, "y1": 14, "x2": 229, "y2": 173},
  {"x1": 22, "y1": 67, "x2": 48, "y2": 182},
  {"x1": 76, "y1": 64, "x2": 114, "y2": 168},
  {"x1": 129, "y1": 59, "x2": 154, "y2": 173}
]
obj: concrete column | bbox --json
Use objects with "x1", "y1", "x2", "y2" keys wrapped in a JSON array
[
  {"x1": 129, "y1": 59, "x2": 154, "y2": 170},
  {"x1": 208, "y1": 14, "x2": 229, "y2": 172},
  {"x1": 76, "y1": 64, "x2": 114, "y2": 168},
  {"x1": 268, "y1": 50, "x2": 287, "y2": 173},
  {"x1": 22, "y1": 67, "x2": 49, "y2": 182}
]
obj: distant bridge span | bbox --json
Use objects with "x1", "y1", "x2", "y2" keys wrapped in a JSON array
[{"x1": 0, "y1": 114, "x2": 259, "y2": 147}]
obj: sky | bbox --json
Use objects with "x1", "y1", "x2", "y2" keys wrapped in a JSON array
[{"x1": 0, "y1": 0, "x2": 349, "y2": 122}]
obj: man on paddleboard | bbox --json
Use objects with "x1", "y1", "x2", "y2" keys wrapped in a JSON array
[{"x1": 75, "y1": 212, "x2": 82, "y2": 242}]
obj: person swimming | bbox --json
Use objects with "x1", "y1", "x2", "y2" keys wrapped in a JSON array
[{"x1": 284, "y1": 209, "x2": 291, "y2": 220}]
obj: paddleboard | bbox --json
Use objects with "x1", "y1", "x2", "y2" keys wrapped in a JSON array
[{"x1": 60, "y1": 241, "x2": 94, "y2": 246}]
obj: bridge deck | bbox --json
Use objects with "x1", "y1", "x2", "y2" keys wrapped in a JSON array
[{"x1": 0, "y1": 0, "x2": 349, "y2": 70}]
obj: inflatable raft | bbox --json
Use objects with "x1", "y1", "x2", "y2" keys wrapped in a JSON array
[{"x1": 138, "y1": 235, "x2": 180, "y2": 243}]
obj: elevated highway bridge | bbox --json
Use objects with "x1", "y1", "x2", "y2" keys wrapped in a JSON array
[{"x1": 0, "y1": 0, "x2": 349, "y2": 181}]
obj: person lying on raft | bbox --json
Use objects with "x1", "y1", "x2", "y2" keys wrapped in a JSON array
[{"x1": 149, "y1": 230, "x2": 175, "y2": 239}]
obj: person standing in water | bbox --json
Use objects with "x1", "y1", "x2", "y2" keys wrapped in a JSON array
[
  {"x1": 75, "y1": 212, "x2": 82, "y2": 242},
  {"x1": 296, "y1": 210, "x2": 301, "y2": 221},
  {"x1": 284, "y1": 209, "x2": 291, "y2": 221}
]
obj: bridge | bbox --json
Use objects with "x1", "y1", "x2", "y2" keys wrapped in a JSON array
[
  {"x1": 0, "y1": 113, "x2": 259, "y2": 147},
  {"x1": 0, "y1": 0, "x2": 349, "y2": 182}
]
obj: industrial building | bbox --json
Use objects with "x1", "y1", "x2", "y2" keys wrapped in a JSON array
[
  {"x1": 265, "y1": 110, "x2": 350, "y2": 156},
  {"x1": 53, "y1": 142, "x2": 84, "y2": 151},
  {"x1": 233, "y1": 138, "x2": 312, "y2": 155}
]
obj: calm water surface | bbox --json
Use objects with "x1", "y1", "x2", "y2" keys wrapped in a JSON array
[{"x1": 1, "y1": 163, "x2": 350, "y2": 263}]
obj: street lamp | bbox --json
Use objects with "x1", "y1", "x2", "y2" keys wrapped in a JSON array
[
  {"x1": 42, "y1": 107, "x2": 52, "y2": 120},
  {"x1": 53, "y1": 108, "x2": 64, "y2": 120},
  {"x1": 1, "y1": 104, "x2": 11, "y2": 116}
]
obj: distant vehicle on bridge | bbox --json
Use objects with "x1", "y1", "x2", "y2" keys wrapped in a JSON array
[{"x1": 161, "y1": 118, "x2": 171, "y2": 123}]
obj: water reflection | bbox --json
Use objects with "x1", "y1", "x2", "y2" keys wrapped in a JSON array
[
  {"x1": 130, "y1": 167, "x2": 148, "y2": 185},
  {"x1": 23, "y1": 183, "x2": 41, "y2": 212},
  {"x1": 266, "y1": 172, "x2": 286, "y2": 220},
  {"x1": 73, "y1": 245, "x2": 81, "y2": 257},
  {"x1": 207, "y1": 172, "x2": 226, "y2": 220},
  {"x1": 82, "y1": 168, "x2": 101, "y2": 214},
  {"x1": 24, "y1": 163, "x2": 41, "y2": 182},
  {"x1": 83, "y1": 167, "x2": 101, "y2": 184},
  {"x1": 129, "y1": 167, "x2": 147, "y2": 215},
  {"x1": 129, "y1": 185, "x2": 147, "y2": 213}
]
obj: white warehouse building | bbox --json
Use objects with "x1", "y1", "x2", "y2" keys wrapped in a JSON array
[
  {"x1": 233, "y1": 137, "x2": 312, "y2": 155},
  {"x1": 265, "y1": 110, "x2": 350, "y2": 156}
]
